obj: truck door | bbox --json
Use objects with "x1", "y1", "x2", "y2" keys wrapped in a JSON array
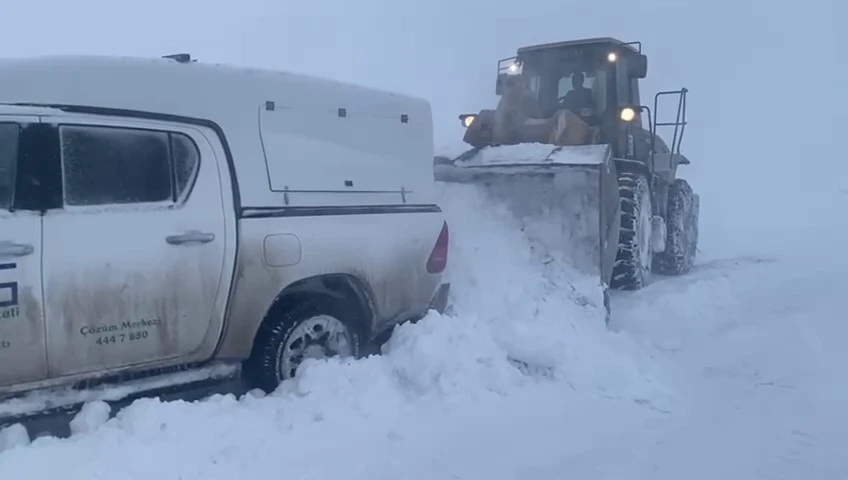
[
  {"x1": 40, "y1": 116, "x2": 228, "y2": 377},
  {"x1": 0, "y1": 117, "x2": 47, "y2": 387}
]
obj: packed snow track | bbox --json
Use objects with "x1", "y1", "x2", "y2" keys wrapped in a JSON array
[{"x1": 0, "y1": 162, "x2": 845, "y2": 479}]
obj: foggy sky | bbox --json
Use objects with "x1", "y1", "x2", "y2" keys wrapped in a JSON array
[{"x1": 1, "y1": 0, "x2": 840, "y2": 185}]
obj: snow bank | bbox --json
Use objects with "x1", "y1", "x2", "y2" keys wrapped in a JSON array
[
  {"x1": 0, "y1": 180, "x2": 672, "y2": 477},
  {"x1": 435, "y1": 181, "x2": 669, "y2": 400}
]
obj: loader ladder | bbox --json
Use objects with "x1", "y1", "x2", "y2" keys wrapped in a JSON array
[{"x1": 650, "y1": 88, "x2": 688, "y2": 160}]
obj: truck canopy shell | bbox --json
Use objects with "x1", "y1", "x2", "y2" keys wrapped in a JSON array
[{"x1": 0, "y1": 55, "x2": 436, "y2": 208}]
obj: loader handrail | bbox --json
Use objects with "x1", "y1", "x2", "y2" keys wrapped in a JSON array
[
  {"x1": 495, "y1": 56, "x2": 520, "y2": 94},
  {"x1": 651, "y1": 88, "x2": 688, "y2": 159},
  {"x1": 497, "y1": 56, "x2": 519, "y2": 74}
]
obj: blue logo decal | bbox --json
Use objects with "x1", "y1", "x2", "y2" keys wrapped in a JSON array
[{"x1": 0, "y1": 262, "x2": 19, "y2": 309}]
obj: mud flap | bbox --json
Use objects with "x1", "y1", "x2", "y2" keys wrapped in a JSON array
[{"x1": 435, "y1": 143, "x2": 621, "y2": 291}]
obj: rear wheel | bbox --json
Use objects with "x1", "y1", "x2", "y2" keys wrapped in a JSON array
[
  {"x1": 610, "y1": 172, "x2": 653, "y2": 290},
  {"x1": 655, "y1": 178, "x2": 699, "y2": 275},
  {"x1": 244, "y1": 296, "x2": 362, "y2": 393}
]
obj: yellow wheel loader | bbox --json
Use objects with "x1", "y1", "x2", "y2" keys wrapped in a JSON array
[{"x1": 435, "y1": 37, "x2": 699, "y2": 318}]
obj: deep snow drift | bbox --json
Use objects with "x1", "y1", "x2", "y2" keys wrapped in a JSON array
[{"x1": 0, "y1": 157, "x2": 845, "y2": 478}]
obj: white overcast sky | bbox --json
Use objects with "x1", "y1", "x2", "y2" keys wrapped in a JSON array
[{"x1": 0, "y1": 0, "x2": 841, "y2": 178}]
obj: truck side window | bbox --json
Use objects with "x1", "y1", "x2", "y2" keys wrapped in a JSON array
[
  {"x1": 59, "y1": 125, "x2": 172, "y2": 207},
  {"x1": 0, "y1": 123, "x2": 20, "y2": 210}
]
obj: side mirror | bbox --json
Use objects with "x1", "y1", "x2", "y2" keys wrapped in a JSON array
[{"x1": 630, "y1": 54, "x2": 648, "y2": 79}]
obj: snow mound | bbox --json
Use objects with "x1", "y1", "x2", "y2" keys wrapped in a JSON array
[{"x1": 435, "y1": 181, "x2": 671, "y2": 402}]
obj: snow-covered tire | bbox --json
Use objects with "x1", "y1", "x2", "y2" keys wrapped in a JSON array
[
  {"x1": 654, "y1": 178, "x2": 699, "y2": 275},
  {"x1": 244, "y1": 296, "x2": 362, "y2": 393},
  {"x1": 610, "y1": 172, "x2": 653, "y2": 290}
]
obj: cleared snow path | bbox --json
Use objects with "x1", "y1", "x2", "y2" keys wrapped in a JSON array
[{"x1": 0, "y1": 169, "x2": 844, "y2": 478}]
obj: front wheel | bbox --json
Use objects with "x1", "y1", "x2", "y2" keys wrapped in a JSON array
[
  {"x1": 244, "y1": 297, "x2": 362, "y2": 393},
  {"x1": 610, "y1": 172, "x2": 654, "y2": 290}
]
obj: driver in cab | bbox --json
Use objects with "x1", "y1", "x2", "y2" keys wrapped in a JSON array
[{"x1": 560, "y1": 72, "x2": 594, "y2": 118}]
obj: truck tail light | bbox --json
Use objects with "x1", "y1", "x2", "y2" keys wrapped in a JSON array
[{"x1": 426, "y1": 221, "x2": 449, "y2": 274}]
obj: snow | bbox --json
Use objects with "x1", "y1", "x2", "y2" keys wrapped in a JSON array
[{"x1": 68, "y1": 401, "x2": 110, "y2": 436}]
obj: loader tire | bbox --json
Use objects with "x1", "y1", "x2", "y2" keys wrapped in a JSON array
[
  {"x1": 610, "y1": 172, "x2": 653, "y2": 290},
  {"x1": 654, "y1": 179, "x2": 699, "y2": 275}
]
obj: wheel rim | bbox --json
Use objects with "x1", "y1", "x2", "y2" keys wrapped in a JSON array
[{"x1": 278, "y1": 314, "x2": 355, "y2": 380}]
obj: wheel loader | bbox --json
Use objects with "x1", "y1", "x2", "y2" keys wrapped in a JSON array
[{"x1": 435, "y1": 37, "x2": 700, "y2": 313}]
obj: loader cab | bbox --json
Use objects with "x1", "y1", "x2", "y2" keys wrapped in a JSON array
[{"x1": 498, "y1": 38, "x2": 648, "y2": 154}]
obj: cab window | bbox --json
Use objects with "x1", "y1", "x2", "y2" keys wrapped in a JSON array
[{"x1": 556, "y1": 70, "x2": 608, "y2": 114}]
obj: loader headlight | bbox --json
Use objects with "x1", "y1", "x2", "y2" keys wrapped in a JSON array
[
  {"x1": 620, "y1": 107, "x2": 636, "y2": 122},
  {"x1": 459, "y1": 114, "x2": 477, "y2": 128},
  {"x1": 607, "y1": 52, "x2": 618, "y2": 62}
]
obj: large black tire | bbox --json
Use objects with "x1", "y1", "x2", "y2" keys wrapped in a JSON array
[
  {"x1": 654, "y1": 178, "x2": 699, "y2": 275},
  {"x1": 244, "y1": 296, "x2": 363, "y2": 393},
  {"x1": 610, "y1": 172, "x2": 654, "y2": 290}
]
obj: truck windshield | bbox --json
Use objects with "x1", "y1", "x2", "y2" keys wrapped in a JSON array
[{"x1": 0, "y1": 124, "x2": 18, "y2": 211}]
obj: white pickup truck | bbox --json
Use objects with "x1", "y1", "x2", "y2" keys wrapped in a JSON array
[{"x1": 0, "y1": 54, "x2": 450, "y2": 416}]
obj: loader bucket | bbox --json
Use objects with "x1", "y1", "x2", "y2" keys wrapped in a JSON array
[{"x1": 434, "y1": 143, "x2": 621, "y2": 290}]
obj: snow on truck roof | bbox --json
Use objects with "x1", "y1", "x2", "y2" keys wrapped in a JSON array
[
  {"x1": 0, "y1": 55, "x2": 436, "y2": 208},
  {"x1": 0, "y1": 54, "x2": 430, "y2": 122},
  {"x1": 517, "y1": 37, "x2": 640, "y2": 55}
]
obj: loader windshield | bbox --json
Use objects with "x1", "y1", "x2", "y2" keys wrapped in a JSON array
[{"x1": 518, "y1": 50, "x2": 610, "y2": 121}]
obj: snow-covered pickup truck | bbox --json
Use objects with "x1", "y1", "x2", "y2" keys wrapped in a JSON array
[{"x1": 0, "y1": 54, "x2": 450, "y2": 424}]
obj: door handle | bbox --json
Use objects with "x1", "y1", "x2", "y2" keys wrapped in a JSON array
[
  {"x1": 165, "y1": 231, "x2": 215, "y2": 245},
  {"x1": 0, "y1": 241, "x2": 34, "y2": 257}
]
